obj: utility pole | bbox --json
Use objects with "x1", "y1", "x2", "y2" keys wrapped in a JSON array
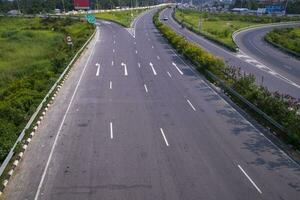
[
  {"x1": 131, "y1": 0, "x2": 133, "y2": 21},
  {"x1": 96, "y1": 0, "x2": 99, "y2": 10},
  {"x1": 61, "y1": 0, "x2": 66, "y2": 13},
  {"x1": 284, "y1": 0, "x2": 289, "y2": 15},
  {"x1": 16, "y1": 0, "x2": 20, "y2": 14}
]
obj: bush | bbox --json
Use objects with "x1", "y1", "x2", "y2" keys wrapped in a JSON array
[{"x1": 266, "y1": 27, "x2": 300, "y2": 56}]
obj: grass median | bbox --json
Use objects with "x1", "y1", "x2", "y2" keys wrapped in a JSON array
[
  {"x1": 266, "y1": 27, "x2": 300, "y2": 57},
  {"x1": 174, "y1": 8, "x2": 300, "y2": 51},
  {"x1": 94, "y1": 9, "x2": 147, "y2": 27},
  {"x1": 0, "y1": 16, "x2": 94, "y2": 165}
]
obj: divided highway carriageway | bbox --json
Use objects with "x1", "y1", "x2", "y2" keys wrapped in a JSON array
[{"x1": 3, "y1": 8, "x2": 300, "y2": 200}]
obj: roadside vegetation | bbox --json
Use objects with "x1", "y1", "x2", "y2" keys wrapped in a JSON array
[
  {"x1": 266, "y1": 27, "x2": 300, "y2": 56},
  {"x1": 94, "y1": 9, "x2": 147, "y2": 27},
  {"x1": 174, "y1": 8, "x2": 300, "y2": 51},
  {"x1": 0, "y1": 16, "x2": 93, "y2": 164},
  {"x1": 154, "y1": 10, "x2": 300, "y2": 149}
]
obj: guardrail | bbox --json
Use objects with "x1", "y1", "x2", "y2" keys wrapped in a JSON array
[
  {"x1": 0, "y1": 24, "x2": 96, "y2": 178},
  {"x1": 64, "y1": 3, "x2": 169, "y2": 15}
]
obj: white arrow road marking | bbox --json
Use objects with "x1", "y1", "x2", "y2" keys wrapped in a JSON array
[
  {"x1": 149, "y1": 62, "x2": 157, "y2": 75},
  {"x1": 238, "y1": 165, "x2": 262, "y2": 194},
  {"x1": 121, "y1": 62, "x2": 128, "y2": 76},
  {"x1": 160, "y1": 128, "x2": 169, "y2": 146},
  {"x1": 172, "y1": 62, "x2": 184, "y2": 75},
  {"x1": 96, "y1": 63, "x2": 100, "y2": 76}
]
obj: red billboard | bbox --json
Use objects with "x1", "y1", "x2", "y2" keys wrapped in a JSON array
[{"x1": 74, "y1": 0, "x2": 90, "y2": 10}]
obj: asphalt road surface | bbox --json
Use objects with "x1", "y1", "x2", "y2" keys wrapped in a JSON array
[
  {"x1": 3, "y1": 9, "x2": 300, "y2": 200},
  {"x1": 162, "y1": 8, "x2": 300, "y2": 98},
  {"x1": 234, "y1": 23, "x2": 300, "y2": 89}
]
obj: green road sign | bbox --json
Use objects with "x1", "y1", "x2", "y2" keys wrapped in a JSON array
[{"x1": 86, "y1": 13, "x2": 96, "y2": 24}]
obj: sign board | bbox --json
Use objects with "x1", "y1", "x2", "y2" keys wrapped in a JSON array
[
  {"x1": 66, "y1": 35, "x2": 73, "y2": 47},
  {"x1": 86, "y1": 14, "x2": 96, "y2": 24},
  {"x1": 74, "y1": 0, "x2": 90, "y2": 10}
]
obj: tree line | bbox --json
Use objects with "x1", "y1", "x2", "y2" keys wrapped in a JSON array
[{"x1": 0, "y1": 0, "x2": 161, "y2": 14}]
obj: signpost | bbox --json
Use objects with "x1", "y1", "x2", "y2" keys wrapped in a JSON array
[{"x1": 66, "y1": 35, "x2": 73, "y2": 49}]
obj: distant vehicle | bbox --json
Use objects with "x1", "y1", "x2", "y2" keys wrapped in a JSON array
[{"x1": 163, "y1": 17, "x2": 168, "y2": 21}]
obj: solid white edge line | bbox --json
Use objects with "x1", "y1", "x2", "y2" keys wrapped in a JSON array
[
  {"x1": 34, "y1": 29, "x2": 98, "y2": 200},
  {"x1": 172, "y1": 62, "x2": 184, "y2": 75},
  {"x1": 110, "y1": 81, "x2": 112, "y2": 89},
  {"x1": 167, "y1": 71, "x2": 172, "y2": 78},
  {"x1": 144, "y1": 84, "x2": 148, "y2": 93},
  {"x1": 149, "y1": 62, "x2": 157, "y2": 75},
  {"x1": 238, "y1": 165, "x2": 262, "y2": 194},
  {"x1": 160, "y1": 128, "x2": 169, "y2": 146},
  {"x1": 187, "y1": 99, "x2": 196, "y2": 111},
  {"x1": 110, "y1": 122, "x2": 113, "y2": 139}
]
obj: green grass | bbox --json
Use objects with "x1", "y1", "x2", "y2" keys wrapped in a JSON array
[
  {"x1": 0, "y1": 17, "x2": 93, "y2": 164},
  {"x1": 174, "y1": 9, "x2": 300, "y2": 50},
  {"x1": 266, "y1": 27, "x2": 300, "y2": 55},
  {"x1": 94, "y1": 9, "x2": 147, "y2": 27}
]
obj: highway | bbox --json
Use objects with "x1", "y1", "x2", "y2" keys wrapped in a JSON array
[
  {"x1": 162, "y1": 8, "x2": 300, "y2": 98},
  {"x1": 3, "y1": 9, "x2": 300, "y2": 200},
  {"x1": 234, "y1": 23, "x2": 300, "y2": 89}
]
